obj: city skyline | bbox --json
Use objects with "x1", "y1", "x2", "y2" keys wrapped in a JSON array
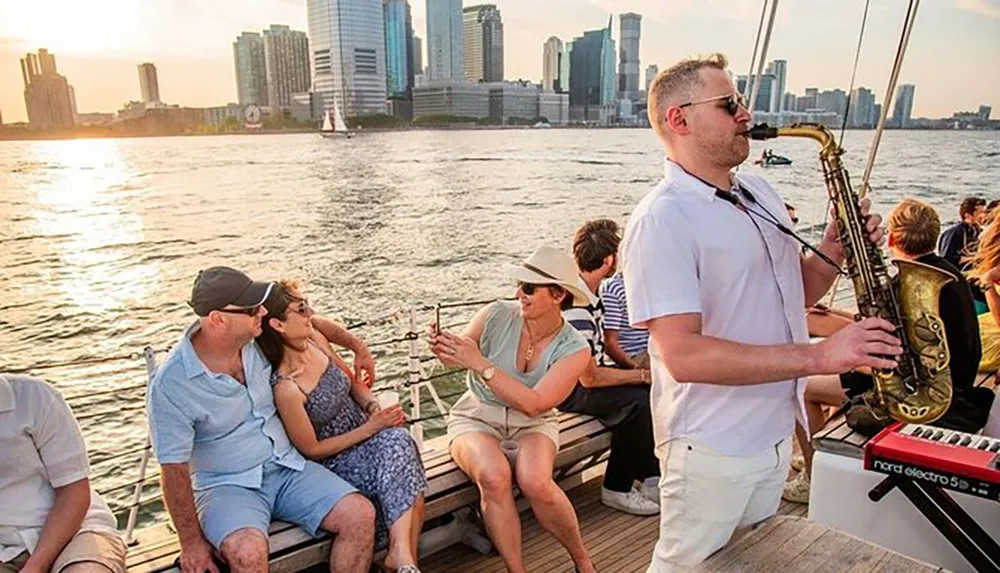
[{"x1": 0, "y1": 0, "x2": 998, "y2": 122}]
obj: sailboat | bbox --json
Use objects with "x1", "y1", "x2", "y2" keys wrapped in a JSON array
[{"x1": 319, "y1": 102, "x2": 351, "y2": 139}]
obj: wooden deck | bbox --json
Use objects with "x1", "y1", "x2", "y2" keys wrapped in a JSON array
[
  {"x1": 418, "y1": 477, "x2": 809, "y2": 573},
  {"x1": 694, "y1": 515, "x2": 949, "y2": 573}
]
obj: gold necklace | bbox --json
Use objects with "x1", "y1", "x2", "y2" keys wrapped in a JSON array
[{"x1": 524, "y1": 318, "x2": 562, "y2": 362}]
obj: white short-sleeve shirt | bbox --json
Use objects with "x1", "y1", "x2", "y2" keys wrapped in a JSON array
[
  {"x1": 622, "y1": 159, "x2": 808, "y2": 457},
  {"x1": 0, "y1": 375, "x2": 118, "y2": 561}
]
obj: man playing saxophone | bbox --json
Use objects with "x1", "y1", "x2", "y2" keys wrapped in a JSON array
[{"x1": 622, "y1": 53, "x2": 902, "y2": 572}]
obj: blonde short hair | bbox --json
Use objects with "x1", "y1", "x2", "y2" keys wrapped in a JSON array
[
  {"x1": 888, "y1": 198, "x2": 941, "y2": 256},
  {"x1": 647, "y1": 53, "x2": 729, "y2": 138}
]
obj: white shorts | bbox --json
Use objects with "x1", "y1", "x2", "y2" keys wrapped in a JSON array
[{"x1": 646, "y1": 437, "x2": 792, "y2": 572}]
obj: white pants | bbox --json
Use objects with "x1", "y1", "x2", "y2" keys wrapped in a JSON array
[{"x1": 646, "y1": 437, "x2": 792, "y2": 572}]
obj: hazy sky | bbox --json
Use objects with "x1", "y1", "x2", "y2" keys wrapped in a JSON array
[{"x1": 1, "y1": 0, "x2": 997, "y2": 123}]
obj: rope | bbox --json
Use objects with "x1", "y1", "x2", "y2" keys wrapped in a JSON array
[
  {"x1": 90, "y1": 444, "x2": 150, "y2": 465},
  {"x1": 860, "y1": 0, "x2": 921, "y2": 198},
  {"x1": 839, "y1": 0, "x2": 872, "y2": 146},
  {"x1": 98, "y1": 472, "x2": 161, "y2": 496},
  {"x1": 743, "y1": 0, "x2": 770, "y2": 103},
  {"x1": 747, "y1": 0, "x2": 780, "y2": 117},
  {"x1": 366, "y1": 331, "x2": 419, "y2": 349}
]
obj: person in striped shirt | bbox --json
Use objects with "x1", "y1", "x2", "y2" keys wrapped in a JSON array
[
  {"x1": 599, "y1": 272, "x2": 650, "y2": 369},
  {"x1": 558, "y1": 219, "x2": 660, "y2": 516}
]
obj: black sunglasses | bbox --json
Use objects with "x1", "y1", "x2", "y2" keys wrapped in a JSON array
[
  {"x1": 216, "y1": 305, "x2": 261, "y2": 316},
  {"x1": 518, "y1": 282, "x2": 556, "y2": 295},
  {"x1": 679, "y1": 93, "x2": 748, "y2": 117}
]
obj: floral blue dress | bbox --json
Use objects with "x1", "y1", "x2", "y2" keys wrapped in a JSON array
[{"x1": 293, "y1": 363, "x2": 427, "y2": 549}]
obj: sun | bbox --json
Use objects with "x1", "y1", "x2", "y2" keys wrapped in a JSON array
[{"x1": 0, "y1": 0, "x2": 142, "y2": 57}]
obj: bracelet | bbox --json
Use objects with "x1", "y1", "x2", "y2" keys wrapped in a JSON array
[{"x1": 363, "y1": 400, "x2": 379, "y2": 414}]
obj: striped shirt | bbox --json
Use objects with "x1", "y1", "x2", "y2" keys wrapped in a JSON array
[
  {"x1": 599, "y1": 273, "x2": 649, "y2": 357},
  {"x1": 563, "y1": 299, "x2": 607, "y2": 366}
]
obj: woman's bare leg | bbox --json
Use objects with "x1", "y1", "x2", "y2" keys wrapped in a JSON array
[
  {"x1": 514, "y1": 432, "x2": 595, "y2": 573},
  {"x1": 451, "y1": 432, "x2": 525, "y2": 573},
  {"x1": 383, "y1": 495, "x2": 425, "y2": 569}
]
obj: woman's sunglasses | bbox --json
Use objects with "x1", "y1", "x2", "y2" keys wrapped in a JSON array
[
  {"x1": 288, "y1": 299, "x2": 313, "y2": 316},
  {"x1": 679, "y1": 93, "x2": 748, "y2": 117},
  {"x1": 518, "y1": 282, "x2": 556, "y2": 295}
]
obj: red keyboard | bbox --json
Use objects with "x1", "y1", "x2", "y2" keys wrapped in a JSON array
[{"x1": 864, "y1": 422, "x2": 1000, "y2": 501}]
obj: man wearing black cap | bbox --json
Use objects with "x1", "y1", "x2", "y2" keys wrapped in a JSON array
[{"x1": 147, "y1": 267, "x2": 376, "y2": 573}]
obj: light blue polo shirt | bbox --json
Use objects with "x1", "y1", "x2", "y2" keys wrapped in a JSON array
[{"x1": 147, "y1": 322, "x2": 305, "y2": 491}]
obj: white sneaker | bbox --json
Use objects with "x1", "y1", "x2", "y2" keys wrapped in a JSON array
[
  {"x1": 782, "y1": 472, "x2": 811, "y2": 504},
  {"x1": 601, "y1": 487, "x2": 660, "y2": 516},
  {"x1": 638, "y1": 481, "x2": 660, "y2": 504}
]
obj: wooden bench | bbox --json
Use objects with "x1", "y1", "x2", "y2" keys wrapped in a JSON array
[{"x1": 125, "y1": 412, "x2": 612, "y2": 572}]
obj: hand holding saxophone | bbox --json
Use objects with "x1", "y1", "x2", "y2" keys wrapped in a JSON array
[
  {"x1": 813, "y1": 317, "x2": 902, "y2": 373},
  {"x1": 821, "y1": 197, "x2": 886, "y2": 255}
]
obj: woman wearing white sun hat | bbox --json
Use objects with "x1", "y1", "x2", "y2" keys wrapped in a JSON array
[{"x1": 428, "y1": 245, "x2": 596, "y2": 573}]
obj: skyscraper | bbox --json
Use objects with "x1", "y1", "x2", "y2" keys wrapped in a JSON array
[
  {"x1": 569, "y1": 18, "x2": 616, "y2": 122},
  {"x1": 542, "y1": 36, "x2": 562, "y2": 92},
  {"x1": 384, "y1": 0, "x2": 415, "y2": 97},
  {"x1": 263, "y1": 25, "x2": 311, "y2": 111},
  {"x1": 20, "y1": 49, "x2": 76, "y2": 130},
  {"x1": 463, "y1": 4, "x2": 503, "y2": 83},
  {"x1": 617, "y1": 13, "x2": 641, "y2": 102},
  {"x1": 233, "y1": 32, "x2": 268, "y2": 106},
  {"x1": 412, "y1": 35, "x2": 423, "y2": 75},
  {"x1": 752, "y1": 74, "x2": 774, "y2": 112},
  {"x1": 560, "y1": 41, "x2": 572, "y2": 96},
  {"x1": 308, "y1": 0, "x2": 388, "y2": 118},
  {"x1": 890, "y1": 84, "x2": 915, "y2": 128},
  {"x1": 817, "y1": 88, "x2": 848, "y2": 119},
  {"x1": 765, "y1": 59, "x2": 786, "y2": 112},
  {"x1": 644, "y1": 64, "x2": 659, "y2": 96},
  {"x1": 137, "y1": 63, "x2": 160, "y2": 104},
  {"x1": 849, "y1": 87, "x2": 876, "y2": 129},
  {"x1": 426, "y1": 0, "x2": 463, "y2": 81}
]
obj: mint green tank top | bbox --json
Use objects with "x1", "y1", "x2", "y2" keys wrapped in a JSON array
[{"x1": 468, "y1": 301, "x2": 588, "y2": 407}]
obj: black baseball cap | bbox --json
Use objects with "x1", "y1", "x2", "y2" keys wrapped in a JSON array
[{"x1": 189, "y1": 267, "x2": 274, "y2": 316}]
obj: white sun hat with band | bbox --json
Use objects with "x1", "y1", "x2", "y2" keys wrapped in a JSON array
[{"x1": 506, "y1": 245, "x2": 596, "y2": 307}]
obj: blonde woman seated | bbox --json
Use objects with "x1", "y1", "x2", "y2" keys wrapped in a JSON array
[
  {"x1": 428, "y1": 246, "x2": 596, "y2": 573},
  {"x1": 972, "y1": 222, "x2": 1000, "y2": 374},
  {"x1": 258, "y1": 281, "x2": 427, "y2": 573}
]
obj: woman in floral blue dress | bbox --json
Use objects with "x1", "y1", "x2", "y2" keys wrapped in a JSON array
[{"x1": 257, "y1": 280, "x2": 426, "y2": 573}]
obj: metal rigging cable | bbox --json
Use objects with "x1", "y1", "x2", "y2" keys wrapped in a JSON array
[
  {"x1": 743, "y1": 0, "x2": 771, "y2": 103},
  {"x1": 860, "y1": 0, "x2": 921, "y2": 199},
  {"x1": 839, "y1": 0, "x2": 872, "y2": 147}
]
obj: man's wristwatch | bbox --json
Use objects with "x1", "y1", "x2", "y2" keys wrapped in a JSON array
[{"x1": 480, "y1": 364, "x2": 496, "y2": 381}]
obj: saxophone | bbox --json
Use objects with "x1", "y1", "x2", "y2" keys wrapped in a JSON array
[{"x1": 749, "y1": 123, "x2": 954, "y2": 432}]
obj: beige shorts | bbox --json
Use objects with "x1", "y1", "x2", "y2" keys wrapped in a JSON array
[
  {"x1": 2, "y1": 530, "x2": 125, "y2": 573},
  {"x1": 447, "y1": 391, "x2": 560, "y2": 447}
]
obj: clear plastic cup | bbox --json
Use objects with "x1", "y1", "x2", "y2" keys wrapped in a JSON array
[
  {"x1": 377, "y1": 390, "x2": 399, "y2": 409},
  {"x1": 500, "y1": 439, "x2": 520, "y2": 469}
]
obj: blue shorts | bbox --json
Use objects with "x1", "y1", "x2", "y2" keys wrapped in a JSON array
[{"x1": 194, "y1": 460, "x2": 357, "y2": 549}]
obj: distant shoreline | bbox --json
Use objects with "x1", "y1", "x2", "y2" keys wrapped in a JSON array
[{"x1": 0, "y1": 124, "x2": 993, "y2": 142}]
